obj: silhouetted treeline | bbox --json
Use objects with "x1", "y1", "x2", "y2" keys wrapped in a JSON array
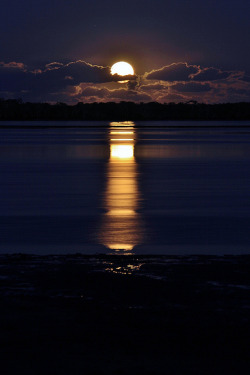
[{"x1": 0, "y1": 98, "x2": 250, "y2": 121}]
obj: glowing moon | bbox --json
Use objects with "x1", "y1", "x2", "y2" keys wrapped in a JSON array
[{"x1": 111, "y1": 61, "x2": 134, "y2": 77}]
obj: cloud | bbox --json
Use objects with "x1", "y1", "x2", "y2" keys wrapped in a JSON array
[
  {"x1": 108, "y1": 89, "x2": 151, "y2": 102},
  {"x1": 140, "y1": 83, "x2": 167, "y2": 91},
  {"x1": 80, "y1": 86, "x2": 110, "y2": 99},
  {"x1": 0, "y1": 60, "x2": 137, "y2": 100},
  {"x1": 171, "y1": 82, "x2": 212, "y2": 92},
  {"x1": 0, "y1": 61, "x2": 26, "y2": 70},
  {"x1": 157, "y1": 93, "x2": 187, "y2": 103},
  {"x1": 238, "y1": 75, "x2": 250, "y2": 83},
  {"x1": 127, "y1": 79, "x2": 139, "y2": 90},
  {"x1": 192, "y1": 67, "x2": 232, "y2": 81},
  {"x1": 45, "y1": 62, "x2": 64, "y2": 71},
  {"x1": 145, "y1": 62, "x2": 199, "y2": 82},
  {"x1": 39, "y1": 60, "x2": 129, "y2": 87},
  {"x1": 145, "y1": 63, "x2": 235, "y2": 84},
  {"x1": 228, "y1": 87, "x2": 250, "y2": 95},
  {"x1": 1, "y1": 59, "x2": 249, "y2": 104},
  {"x1": 74, "y1": 86, "x2": 152, "y2": 103}
]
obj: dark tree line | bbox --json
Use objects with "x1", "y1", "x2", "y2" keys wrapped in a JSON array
[{"x1": 0, "y1": 98, "x2": 250, "y2": 121}]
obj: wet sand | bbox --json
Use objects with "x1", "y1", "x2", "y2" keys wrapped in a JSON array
[{"x1": 0, "y1": 254, "x2": 250, "y2": 374}]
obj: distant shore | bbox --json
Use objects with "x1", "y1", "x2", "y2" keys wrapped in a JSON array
[
  {"x1": 1, "y1": 122, "x2": 250, "y2": 129},
  {"x1": 1, "y1": 99, "x2": 250, "y2": 121}
]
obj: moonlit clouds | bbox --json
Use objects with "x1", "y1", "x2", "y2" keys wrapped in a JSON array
[
  {"x1": 171, "y1": 82, "x2": 212, "y2": 93},
  {"x1": 75, "y1": 86, "x2": 152, "y2": 103},
  {"x1": 145, "y1": 63, "x2": 199, "y2": 82},
  {"x1": 239, "y1": 75, "x2": 250, "y2": 83},
  {"x1": 0, "y1": 59, "x2": 250, "y2": 103},
  {"x1": 144, "y1": 63, "x2": 233, "y2": 83},
  {"x1": 143, "y1": 62, "x2": 250, "y2": 103},
  {"x1": 192, "y1": 67, "x2": 232, "y2": 82},
  {"x1": 0, "y1": 62, "x2": 27, "y2": 70}
]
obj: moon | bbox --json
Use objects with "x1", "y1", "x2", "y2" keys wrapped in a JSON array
[{"x1": 111, "y1": 61, "x2": 134, "y2": 77}]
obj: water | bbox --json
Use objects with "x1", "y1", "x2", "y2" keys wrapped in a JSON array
[{"x1": 1, "y1": 120, "x2": 250, "y2": 255}]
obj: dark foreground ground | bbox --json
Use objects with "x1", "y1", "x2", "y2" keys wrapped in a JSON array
[{"x1": 0, "y1": 254, "x2": 250, "y2": 375}]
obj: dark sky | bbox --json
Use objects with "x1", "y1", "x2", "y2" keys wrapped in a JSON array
[{"x1": 1, "y1": 0, "x2": 250, "y2": 103}]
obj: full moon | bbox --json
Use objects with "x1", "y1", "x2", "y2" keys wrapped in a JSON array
[{"x1": 111, "y1": 61, "x2": 134, "y2": 77}]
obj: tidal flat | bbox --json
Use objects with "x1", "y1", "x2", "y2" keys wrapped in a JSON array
[{"x1": 0, "y1": 254, "x2": 250, "y2": 374}]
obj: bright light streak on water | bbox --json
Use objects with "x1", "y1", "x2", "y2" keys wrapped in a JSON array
[{"x1": 98, "y1": 125, "x2": 144, "y2": 254}]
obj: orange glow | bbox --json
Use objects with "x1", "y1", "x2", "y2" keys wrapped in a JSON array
[
  {"x1": 110, "y1": 131, "x2": 134, "y2": 135},
  {"x1": 110, "y1": 125, "x2": 135, "y2": 159},
  {"x1": 110, "y1": 121, "x2": 135, "y2": 127},
  {"x1": 110, "y1": 144, "x2": 134, "y2": 159},
  {"x1": 107, "y1": 244, "x2": 134, "y2": 251},
  {"x1": 98, "y1": 124, "x2": 144, "y2": 253},
  {"x1": 110, "y1": 139, "x2": 134, "y2": 142}
]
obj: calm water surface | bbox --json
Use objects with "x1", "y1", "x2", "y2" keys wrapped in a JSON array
[{"x1": 1, "y1": 121, "x2": 250, "y2": 254}]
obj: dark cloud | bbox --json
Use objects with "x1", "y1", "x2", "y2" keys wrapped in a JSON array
[
  {"x1": 107, "y1": 89, "x2": 152, "y2": 102},
  {"x1": 192, "y1": 67, "x2": 231, "y2": 81},
  {"x1": 171, "y1": 82, "x2": 212, "y2": 92},
  {"x1": 75, "y1": 86, "x2": 152, "y2": 103},
  {"x1": 224, "y1": 87, "x2": 250, "y2": 103},
  {"x1": 145, "y1": 62, "x2": 199, "y2": 82},
  {"x1": 158, "y1": 93, "x2": 187, "y2": 104},
  {"x1": 45, "y1": 62, "x2": 64, "y2": 70},
  {"x1": 227, "y1": 87, "x2": 250, "y2": 96},
  {"x1": 127, "y1": 79, "x2": 139, "y2": 90},
  {"x1": 40, "y1": 60, "x2": 134, "y2": 86},
  {"x1": 0, "y1": 60, "x2": 136, "y2": 99},
  {"x1": 81, "y1": 87, "x2": 110, "y2": 99},
  {"x1": 145, "y1": 63, "x2": 235, "y2": 84},
  {"x1": 238, "y1": 75, "x2": 250, "y2": 82},
  {"x1": 140, "y1": 83, "x2": 167, "y2": 91},
  {"x1": 1, "y1": 59, "x2": 249, "y2": 104},
  {"x1": 0, "y1": 61, "x2": 26, "y2": 70}
]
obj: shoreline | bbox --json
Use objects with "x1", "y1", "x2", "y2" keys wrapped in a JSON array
[{"x1": 1, "y1": 253, "x2": 249, "y2": 374}]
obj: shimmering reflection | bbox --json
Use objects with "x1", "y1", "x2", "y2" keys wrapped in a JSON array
[
  {"x1": 104, "y1": 262, "x2": 143, "y2": 275},
  {"x1": 98, "y1": 122, "x2": 144, "y2": 254},
  {"x1": 109, "y1": 121, "x2": 135, "y2": 127}
]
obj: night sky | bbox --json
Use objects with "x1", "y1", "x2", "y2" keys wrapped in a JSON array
[{"x1": 1, "y1": 0, "x2": 250, "y2": 103}]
